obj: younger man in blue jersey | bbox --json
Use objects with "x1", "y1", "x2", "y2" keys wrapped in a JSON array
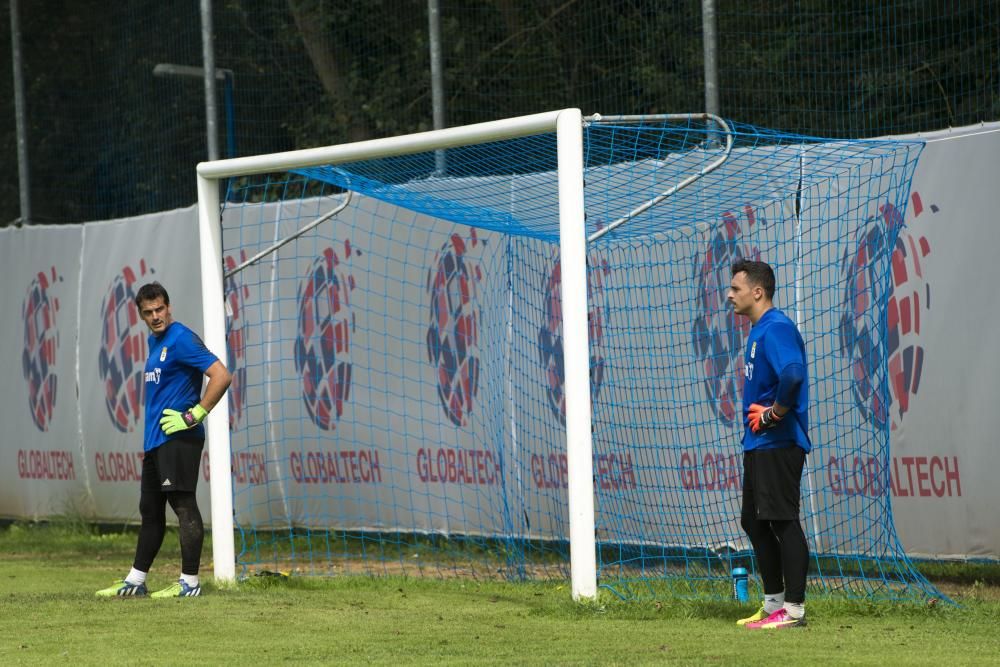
[
  {"x1": 97, "y1": 282, "x2": 231, "y2": 598},
  {"x1": 728, "y1": 260, "x2": 810, "y2": 629}
]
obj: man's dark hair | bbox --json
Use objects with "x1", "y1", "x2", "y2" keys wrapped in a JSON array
[
  {"x1": 135, "y1": 281, "x2": 170, "y2": 307},
  {"x1": 731, "y1": 259, "x2": 776, "y2": 300}
]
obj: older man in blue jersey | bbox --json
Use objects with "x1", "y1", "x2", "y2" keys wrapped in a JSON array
[
  {"x1": 728, "y1": 259, "x2": 810, "y2": 629},
  {"x1": 97, "y1": 282, "x2": 231, "y2": 598}
]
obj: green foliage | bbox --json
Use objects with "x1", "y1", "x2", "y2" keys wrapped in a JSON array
[
  {"x1": 4, "y1": 1, "x2": 997, "y2": 223},
  {"x1": 1, "y1": 521, "x2": 148, "y2": 558},
  {"x1": 915, "y1": 559, "x2": 1000, "y2": 587}
]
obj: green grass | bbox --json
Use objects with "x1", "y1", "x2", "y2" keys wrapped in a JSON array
[{"x1": 2, "y1": 522, "x2": 999, "y2": 666}]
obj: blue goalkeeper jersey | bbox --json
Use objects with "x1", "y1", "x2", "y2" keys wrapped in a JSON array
[
  {"x1": 741, "y1": 308, "x2": 811, "y2": 453},
  {"x1": 142, "y1": 321, "x2": 219, "y2": 452}
]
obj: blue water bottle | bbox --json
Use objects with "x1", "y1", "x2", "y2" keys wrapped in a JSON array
[{"x1": 732, "y1": 567, "x2": 749, "y2": 603}]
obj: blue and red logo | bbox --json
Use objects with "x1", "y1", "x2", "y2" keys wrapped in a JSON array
[
  {"x1": 691, "y1": 207, "x2": 761, "y2": 424},
  {"x1": 22, "y1": 267, "x2": 62, "y2": 431},
  {"x1": 537, "y1": 253, "x2": 610, "y2": 425},
  {"x1": 294, "y1": 241, "x2": 359, "y2": 430},
  {"x1": 887, "y1": 194, "x2": 933, "y2": 430},
  {"x1": 98, "y1": 261, "x2": 152, "y2": 432},
  {"x1": 224, "y1": 251, "x2": 250, "y2": 431},
  {"x1": 840, "y1": 193, "x2": 933, "y2": 429},
  {"x1": 426, "y1": 229, "x2": 482, "y2": 427}
]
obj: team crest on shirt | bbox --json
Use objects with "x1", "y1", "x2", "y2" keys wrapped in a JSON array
[
  {"x1": 159, "y1": 347, "x2": 167, "y2": 362},
  {"x1": 750, "y1": 341, "x2": 757, "y2": 359}
]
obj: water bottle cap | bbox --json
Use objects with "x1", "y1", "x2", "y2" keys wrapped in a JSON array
[{"x1": 733, "y1": 567, "x2": 748, "y2": 576}]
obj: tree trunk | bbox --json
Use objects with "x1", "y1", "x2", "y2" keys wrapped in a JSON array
[{"x1": 287, "y1": 0, "x2": 371, "y2": 142}]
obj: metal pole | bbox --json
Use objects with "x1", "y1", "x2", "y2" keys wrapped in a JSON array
[
  {"x1": 10, "y1": 0, "x2": 31, "y2": 224},
  {"x1": 702, "y1": 0, "x2": 720, "y2": 118},
  {"x1": 583, "y1": 114, "x2": 733, "y2": 242},
  {"x1": 555, "y1": 108, "x2": 596, "y2": 601},
  {"x1": 222, "y1": 72, "x2": 236, "y2": 158},
  {"x1": 197, "y1": 172, "x2": 235, "y2": 582},
  {"x1": 427, "y1": 0, "x2": 447, "y2": 174},
  {"x1": 200, "y1": 0, "x2": 220, "y2": 161}
]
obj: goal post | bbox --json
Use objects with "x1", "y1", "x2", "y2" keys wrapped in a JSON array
[
  {"x1": 196, "y1": 172, "x2": 235, "y2": 583},
  {"x1": 554, "y1": 109, "x2": 595, "y2": 600},
  {"x1": 196, "y1": 108, "x2": 599, "y2": 598},
  {"x1": 196, "y1": 109, "x2": 940, "y2": 604}
]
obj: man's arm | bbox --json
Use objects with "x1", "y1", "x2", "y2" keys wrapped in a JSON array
[
  {"x1": 197, "y1": 360, "x2": 232, "y2": 413},
  {"x1": 748, "y1": 361, "x2": 805, "y2": 432},
  {"x1": 159, "y1": 360, "x2": 233, "y2": 435},
  {"x1": 750, "y1": 323, "x2": 807, "y2": 429}
]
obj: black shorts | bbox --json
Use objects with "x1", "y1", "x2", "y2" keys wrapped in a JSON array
[
  {"x1": 142, "y1": 437, "x2": 204, "y2": 494},
  {"x1": 742, "y1": 445, "x2": 806, "y2": 522}
]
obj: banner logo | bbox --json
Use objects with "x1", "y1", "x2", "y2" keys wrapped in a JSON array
[
  {"x1": 426, "y1": 230, "x2": 482, "y2": 427},
  {"x1": 691, "y1": 207, "x2": 760, "y2": 424},
  {"x1": 839, "y1": 195, "x2": 933, "y2": 429},
  {"x1": 887, "y1": 195, "x2": 933, "y2": 430},
  {"x1": 537, "y1": 253, "x2": 610, "y2": 426},
  {"x1": 294, "y1": 242, "x2": 359, "y2": 430},
  {"x1": 98, "y1": 261, "x2": 152, "y2": 432},
  {"x1": 21, "y1": 267, "x2": 62, "y2": 431},
  {"x1": 224, "y1": 251, "x2": 250, "y2": 431}
]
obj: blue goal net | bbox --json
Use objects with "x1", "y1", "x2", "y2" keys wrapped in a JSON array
[{"x1": 218, "y1": 115, "x2": 940, "y2": 602}]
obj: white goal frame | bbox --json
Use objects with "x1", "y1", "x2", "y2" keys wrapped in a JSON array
[
  {"x1": 196, "y1": 109, "x2": 731, "y2": 599},
  {"x1": 196, "y1": 109, "x2": 597, "y2": 599}
]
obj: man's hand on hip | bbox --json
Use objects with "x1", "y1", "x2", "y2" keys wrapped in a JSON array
[
  {"x1": 159, "y1": 405, "x2": 208, "y2": 435},
  {"x1": 747, "y1": 403, "x2": 783, "y2": 434}
]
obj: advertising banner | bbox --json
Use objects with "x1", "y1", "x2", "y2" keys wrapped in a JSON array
[
  {"x1": 877, "y1": 125, "x2": 1000, "y2": 559},
  {"x1": 1, "y1": 122, "x2": 997, "y2": 561},
  {"x1": 77, "y1": 209, "x2": 209, "y2": 522},
  {"x1": 0, "y1": 225, "x2": 86, "y2": 519}
]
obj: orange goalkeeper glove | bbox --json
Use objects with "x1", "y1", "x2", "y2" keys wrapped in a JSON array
[{"x1": 747, "y1": 403, "x2": 783, "y2": 434}]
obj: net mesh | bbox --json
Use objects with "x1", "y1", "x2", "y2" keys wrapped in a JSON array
[{"x1": 218, "y1": 117, "x2": 941, "y2": 601}]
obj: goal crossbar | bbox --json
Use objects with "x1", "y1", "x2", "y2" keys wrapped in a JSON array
[{"x1": 197, "y1": 110, "x2": 571, "y2": 180}]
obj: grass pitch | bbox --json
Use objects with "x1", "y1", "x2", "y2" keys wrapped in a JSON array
[{"x1": 1, "y1": 522, "x2": 998, "y2": 666}]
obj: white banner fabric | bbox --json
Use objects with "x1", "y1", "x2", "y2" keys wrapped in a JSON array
[{"x1": 0, "y1": 122, "x2": 998, "y2": 561}]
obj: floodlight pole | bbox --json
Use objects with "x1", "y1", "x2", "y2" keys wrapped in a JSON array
[
  {"x1": 152, "y1": 0, "x2": 236, "y2": 162},
  {"x1": 702, "y1": 0, "x2": 720, "y2": 118},
  {"x1": 702, "y1": 0, "x2": 721, "y2": 146},
  {"x1": 10, "y1": 0, "x2": 30, "y2": 225},
  {"x1": 427, "y1": 0, "x2": 448, "y2": 175},
  {"x1": 200, "y1": 0, "x2": 220, "y2": 161}
]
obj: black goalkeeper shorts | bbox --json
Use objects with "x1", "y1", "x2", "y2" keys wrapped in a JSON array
[
  {"x1": 142, "y1": 437, "x2": 205, "y2": 494},
  {"x1": 742, "y1": 445, "x2": 806, "y2": 522}
]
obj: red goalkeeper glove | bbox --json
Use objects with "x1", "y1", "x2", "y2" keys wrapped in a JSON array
[{"x1": 747, "y1": 403, "x2": 783, "y2": 434}]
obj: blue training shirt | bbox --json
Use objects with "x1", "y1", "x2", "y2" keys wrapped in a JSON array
[
  {"x1": 142, "y1": 321, "x2": 219, "y2": 452},
  {"x1": 741, "y1": 308, "x2": 811, "y2": 453}
]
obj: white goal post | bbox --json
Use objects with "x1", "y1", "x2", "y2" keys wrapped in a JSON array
[
  {"x1": 197, "y1": 112, "x2": 940, "y2": 604},
  {"x1": 196, "y1": 109, "x2": 598, "y2": 598}
]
